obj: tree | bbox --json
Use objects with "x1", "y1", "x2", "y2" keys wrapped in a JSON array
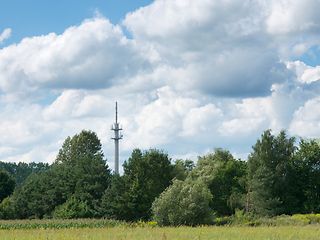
[
  {"x1": 53, "y1": 195, "x2": 92, "y2": 219},
  {"x1": 0, "y1": 170, "x2": 15, "y2": 202},
  {"x1": 191, "y1": 149, "x2": 247, "y2": 216},
  {"x1": 0, "y1": 197, "x2": 15, "y2": 219},
  {"x1": 103, "y1": 149, "x2": 174, "y2": 221},
  {"x1": 53, "y1": 130, "x2": 111, "y2": 217},
  {"x1": 8, "y1": 130, "x2": 111, "y2": 219},
  {"x1": 152, "y1": 179, "x2": 213, "y2": 226},
  {"x1": 0, "y1": 162, "x2": 49, "y2": 187},
  {"x1": 13, "y1": 171, "x2": 59, "y2": 219},
  {"x1": 247, "y1": 130, "x2": 296, "y2": 216},
  {"x1": 172, "y1": 159, "x2": 195, "y2": 180},
  {"x1": 295, "y1": 139, "x2": 320, "y2": 213},
  {"x1": 100, "y1": 175, "x2": 129, "y2": 220}
]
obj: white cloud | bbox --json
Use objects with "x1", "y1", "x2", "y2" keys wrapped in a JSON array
[
  {"x1": 0, "y1": 18, "x2": 152, "y2": 93},
  {"x1": 0, "y1": 28, "x2": 11, "y2": 44},
  {"x1": 181, "y1": 104, "x2": 222, "y2": 137},
  {"x1": 126, "y1": 87, "x2": 198, "y2": 148},
  {"x1": 124, "y1": 0, "x2": 292, "y2": 97},
  {"x1": 287, "y1": 61, "x2": 320, "y2": 84},
  {"x1": 301, "y1": 66, "x2": 320, "y2": 84},
  {"x1": 1, "y1": 0, "x2": 320, "y2": 167},
  {"x1": 289, "y1": 97, "x2": 320, "y2": 138},
  {"x1": 266, "y1": 0, "x2": 320, "y2": 35}
]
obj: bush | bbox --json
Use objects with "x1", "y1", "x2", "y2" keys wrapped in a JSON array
[
  {"x1": 53, "y1": 196, "x2": 92, "y2": 219},
  {"x1": 152, "y1": 179, "x2": 214, "y2": 226},
  {"x1": 0, "y1": 197, "x2": 15, "y2": 219}
]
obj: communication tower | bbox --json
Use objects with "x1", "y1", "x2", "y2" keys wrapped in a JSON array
[{"x1": 111, "y1": 102, "x2": 123, "y2": 174}]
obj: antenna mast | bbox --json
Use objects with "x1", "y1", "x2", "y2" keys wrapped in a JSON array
[{"x1": 111, "y1": 102, "x2": 123, "y2": 174}]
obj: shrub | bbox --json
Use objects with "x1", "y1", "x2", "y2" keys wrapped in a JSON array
[
  {"x1": 152, "y1": 179, "x2": 213, "y2": 226},
  {"x1": 53, "y1": 196, "x2": 92, "y2": 219},
  {"x1": 0, "y1": 197, "x2": 15, "y2": 219}
]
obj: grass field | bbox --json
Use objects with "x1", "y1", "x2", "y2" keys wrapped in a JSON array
[{"x1": 0, "y1": 226, "x2": 319, "y2": 240}]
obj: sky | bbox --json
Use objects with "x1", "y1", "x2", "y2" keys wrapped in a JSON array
[{"x1": 1, "y1": 0, "x2": 320, "y2": 171}]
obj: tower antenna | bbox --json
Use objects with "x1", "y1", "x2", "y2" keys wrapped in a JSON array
[{"x1": 111, "y1": 101, "x2": 123, "y2": 174}]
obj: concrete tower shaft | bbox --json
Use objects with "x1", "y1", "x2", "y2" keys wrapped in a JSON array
[{"x1": 111, "y1": 102, "x2": 122, "y2": 174}]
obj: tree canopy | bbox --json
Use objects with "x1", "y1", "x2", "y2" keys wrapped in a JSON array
[
  {"x1": 0, "y1": 130, "x2": 111, "y2": 219},
  {"x1": 0, "y1": 170, "x2": 15, "y2": 203},
  {"x1": 102, "y1": 149, "x2": 174, "y2": 221},
  {"x1": 0, "y1": 129, "x2": 320, "y2": 226}
]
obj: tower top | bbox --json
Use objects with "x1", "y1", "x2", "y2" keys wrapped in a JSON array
[
  {"x1": 115, "y1": 101, "x2": 118, "y2": 124},
  {"x1": 112, "y1": 101, "x2": 122, "y2": 174}
]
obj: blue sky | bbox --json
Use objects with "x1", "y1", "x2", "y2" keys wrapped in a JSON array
[
  {"x1": 0, "y1": 0, "x2": 320, "y2": 171},
  {"x1": 0, "y1": 0, "x2": 153, "y2": 45}
]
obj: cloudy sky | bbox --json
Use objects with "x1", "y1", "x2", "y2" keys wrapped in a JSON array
[{"x1": 1, "y1": 0, "x2": 320, "y2": 170}]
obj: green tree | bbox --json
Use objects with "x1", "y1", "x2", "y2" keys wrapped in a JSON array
[
  {"x1": 100, "y1": 175, "x2": 129, "y2": 220},
  {"x1": 295, "y1": 139, "x2": 320, "y2": 213},
  {"x1": 247, "y1": 130, "x2": 296, "y2": 216},
  {"x1": 191, "y1": 149, "x2": 247, "y2": 216},
  {"x1": 0, "y1": 170, "x2": 15, "y2": 203},
  {"x1": 13, "y1": 171, "x2": 59, "y2": 219},
  {"x1": 0, "y1": 197, "x2": 16, "y2": 219},
  {"x1": 53, "y1": 195, "x2": 92, "y2": 219},
  {"x1": 9, "y1": 130, "x2": 111, "y2": 219},
  {"x1": 0, "y1": 162, "x2": 49, "y2": 187},
  {"x1": 172, "y1": 159, "x2": 195, "y2": 180},
  {"x1": 152, "y1": 179, "x2": 213, "y2": 226},
  {"x1": 102, "y1": 149, "x2": 173, "y2": 221}
]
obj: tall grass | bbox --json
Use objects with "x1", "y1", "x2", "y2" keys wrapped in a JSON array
[
  {"x1": 215, "y1": 212, "x2": 320, "y2": 226},
  {"x1": 0, "y1": 226, "x2": 319, "y2": 240},
  {"x1": 0, "y1": 213, "x2": 319, "y2": 230},
  {"x1": 0, "y1": 219, "x2": 126, "y2": 230}
]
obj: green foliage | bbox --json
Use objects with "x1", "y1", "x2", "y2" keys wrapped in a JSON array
[
  {"x1": 191, "y1": 149, "x2": 247, "y2": 216},
  {"x1": 172, "y1": 159, "x2": 195, "y2": 180},
  {"x1": 247, "y1": 130, "x2": 296, "y2": 216},
  {"x1": 0, "y1": 170, "x2": 15, "y2": 202},
  {"x1": 152, "y1": 179, "x2": 213, "y2": 226},
  {"x1": 53, "y1": 196, "x2": 92, "y2": 219},
  {"x1": 1, "y1": 127, "x2": 320, "y2": 226},
  {"x1": 115, "y1": 149, "x2": 173, "y2": 221},
  {"x1": 295, "y1": 139, "x2": 320, "y2": 213},
  {"x1": 100, "y1": 175, "x2": 128, "y2": 220},
  {"x1": 0, "y1": 197, "x2": 15, "y2": 220},
  {"x1": 12, "y1": 170, "x2": 61, "y2": 219},
  {"x1": 5, "y1": 130, "x2": 111, "y2": 219},
  {"x1": 0, "y1": 162, "x2": 49, "y2": 187}
]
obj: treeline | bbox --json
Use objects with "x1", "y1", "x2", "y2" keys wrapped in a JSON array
[
  {"x1": 0, "y1": 130, "x2": 319, "y2": 226},
  {"x1": 0, "y1": 162, "x2": 49, "y2": 186}
]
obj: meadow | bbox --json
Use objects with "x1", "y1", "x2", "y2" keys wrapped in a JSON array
[{"x1": 0, "y1": 226, "x2": 319, "y2": 240}]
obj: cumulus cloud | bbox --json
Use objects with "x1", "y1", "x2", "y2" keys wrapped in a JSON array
[
  {"x1": 0, "y1": 18, "x2": 153, "y2": 93},
  {"x1": 289, "y1": 97, "x2": 320, "y2": 138},
  {"x1": 124, "y1": 0, "x2": 293, "y2": 97},
  {"x1": 266, "y1": 0, "x2": 320, "y2": 35},
  {"x1": 287, "y1": 61, "x2": 320, "y2": 84},
  {"x1": 1, "y1": 0, "x2": 320, "y2": 166},
  {"x1": 0, "y1": 28, "x2": 11, "y2": 44},
  {"x1": 302, "y1": 67, "x2": 320, "y2": 84}
]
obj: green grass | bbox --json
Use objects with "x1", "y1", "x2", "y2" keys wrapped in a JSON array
[
  {"x1": 0, "y1": 226, "x2": 319, "y2": 240},
  {"x1": 0, "y1": 219, "x2": 127, "y2": 230},
  {"x1": 0, "y1": 216, "x2": 319, "y2": 240},
  {"x1": 215, "y1": 213, "x2": 320, "y2": 226}
]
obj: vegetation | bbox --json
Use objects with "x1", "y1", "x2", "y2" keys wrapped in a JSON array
[
  {"x1": 0, "y1": 170, "x2": 15, "y2": 202},
  {"x1": 0, "y1": 161, "x2": 49, "y2": 186},
  {"x1": 0, "y1": 129, "x2": 319, "y2": 227},
  {"x1": 152, "y1": 179, "x2": 213, "y2": 226},
  {"x1": 0, "y1": 218, "x2": 126, "y2": 230},
  {"x1": 0, "y1": 225, "x2": 319, "y2": 240}
]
